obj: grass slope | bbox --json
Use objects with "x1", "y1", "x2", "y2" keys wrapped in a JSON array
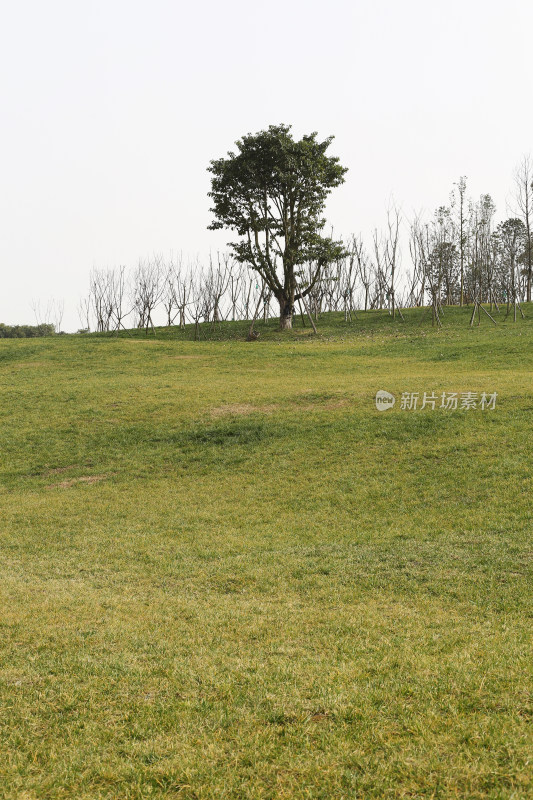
[{"x1": 1, "y1": 307, "x2": 532, "y2": 799}]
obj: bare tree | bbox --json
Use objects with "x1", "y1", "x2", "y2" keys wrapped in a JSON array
[
  {"x1": 340, "y1": 237, "x2": 359, "y2": 321},
  {"x1": 497, "y1": 218, "x2": 527, "y2": 320},
  {"x1": 188, "y1": 267, "x2": 207, "y2": 340},
  {"x1": 453, "y1": 176, "x2": 468, "y2": 306},
  {"x1": 53, "y1": 299, "x2": 65, "y2": 333},
  {"x1": 410, "y1": 219, "x2": 444, "y2": 326},
  {"x1": 132, "y1": 257, "x2": 164, "y2": 334},
  {"x1": 513, "y1": 156, "x2": 533, "y2": 302},
  {"x1": 372, "y1": 204, "x2": 402, "y2": 318},
  {"x1": 384, "y1": 205, "x2": 402, "y2": 318},
  {"x1": 110, "y1": 266, "x2": 130, "y2": 332},
  {"x1": 89, "y1": 268, "x2": 112, "y2": 332},
  {"x1": 77, "y1": 295, "x2": 91, "y2": 332},
  {"x1": 350, "y1": 235, "x2": 373, "y2": 311},
  {"x1": 177, "y1": 262, "x2": 193, "y2": 329},
  {"x1": 227, "y1": 259, "x2": 244, "y2": 321},
  {"x1": 408, "y1": 215, "x2": 426, "y2": 307},
  {"x1": 205, "y1": 253, "x2": 231, "y2": 327},
  {"x1": 31, "y1": 297, "x2": 65, "y2": 333},
  {"x1": 162, "y1": 256, "x2": 181, "y2": 327}
]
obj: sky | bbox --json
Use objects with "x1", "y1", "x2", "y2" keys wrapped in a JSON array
[{"x1": 1, "y1": 0, "x2": 532, "y2": 330}]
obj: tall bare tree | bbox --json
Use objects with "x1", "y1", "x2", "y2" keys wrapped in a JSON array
[
  {"x1": 513, "y1": 156, "x2": 533, "y2": 302},
  {"x1": 453, "y1": 176, "x2": 468, "y2": 306},
  {"x1": 132, "y1": 257, "x2": 164, "y2": 334}
]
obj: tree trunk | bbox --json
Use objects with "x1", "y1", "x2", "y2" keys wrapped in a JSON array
[{"x1": 279, "y1": 298, "x2": 293, "y2": 329}]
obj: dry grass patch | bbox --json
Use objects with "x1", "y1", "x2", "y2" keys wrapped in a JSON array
[
  {"x1": 46, "y1": 475, "x2": 108, "y2": 489},
  {"x1": 210, "y1": 397, "x2": 350, "y2": 418},
  {"x1": 45, "y1": 465, "x2": 80, "y2": 475},
  {"x1": 210, "y1": 403, "x2": 278, "y2": 417},
  {"x1": 10, "y1": 361, "x2": 47, "y2": 370},
  {"x1": 170, "y1": 355, "x2": 207, "y2": 360}
]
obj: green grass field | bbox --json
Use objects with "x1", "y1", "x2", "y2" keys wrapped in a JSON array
[{"x1": 1, "y1": 306, "x2": 532, "y2": 799}]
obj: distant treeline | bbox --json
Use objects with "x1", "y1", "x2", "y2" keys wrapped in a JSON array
[{"x1": 0, "y1": 323, "x2": 55, "y2": 338}]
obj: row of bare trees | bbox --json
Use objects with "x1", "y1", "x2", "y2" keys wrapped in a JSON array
[
  {"x1": 79, "y1": 158, "x2": 532, "y2": 332},
  {"x1": 405, "y1": 159, "x2": 532, "y2": 324},
  {"x1": 80, "y1": 255, "x2": 273, "y2": 336}
]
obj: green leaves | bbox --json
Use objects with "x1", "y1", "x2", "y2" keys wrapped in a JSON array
[{"x1": 207, "y1": 124, "x2": 347, "y2": 323}]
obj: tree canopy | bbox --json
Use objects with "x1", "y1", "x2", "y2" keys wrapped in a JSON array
[{"x1": 207, "y1": 124, "x2": 347, "y2": 328}]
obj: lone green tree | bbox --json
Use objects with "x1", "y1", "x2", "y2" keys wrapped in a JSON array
[{"x1": 207, "y1": 124, "x2": 348, "y2": 329}]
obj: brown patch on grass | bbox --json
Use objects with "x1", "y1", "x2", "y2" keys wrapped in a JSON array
[
  {"x1": 46, "y1": 465, "x2": 79, "y2": 475},
  {"x1": 210, "y1": 397, "x2": 348, "y2": 417},
  {"x1": 10, "y1": 361, "x2": 47, "y2": 370},
  {"x1": 170, "y1": 355, "x2": 206, "y2": 360},
  {"x1": 309, "y1": 711, "x2": 333, "y2": 723},
  {"x1": 46, "y1": 475, "x2": 107, "y2": 489},
  {"x1": 210, "y1": 403, "x2": 278, "y2": 417},
  {"x1": 326, "y1": 398, "x2": 350, "y2": 409}
]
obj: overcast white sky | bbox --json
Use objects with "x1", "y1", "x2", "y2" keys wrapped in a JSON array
[{"x1": 1, "y1": 0, "x2": 532, "y2": 330}]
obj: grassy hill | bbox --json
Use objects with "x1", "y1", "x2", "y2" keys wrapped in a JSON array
[{"x1": 1, "y1": 306, "x2": 532, "y2": 798}]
